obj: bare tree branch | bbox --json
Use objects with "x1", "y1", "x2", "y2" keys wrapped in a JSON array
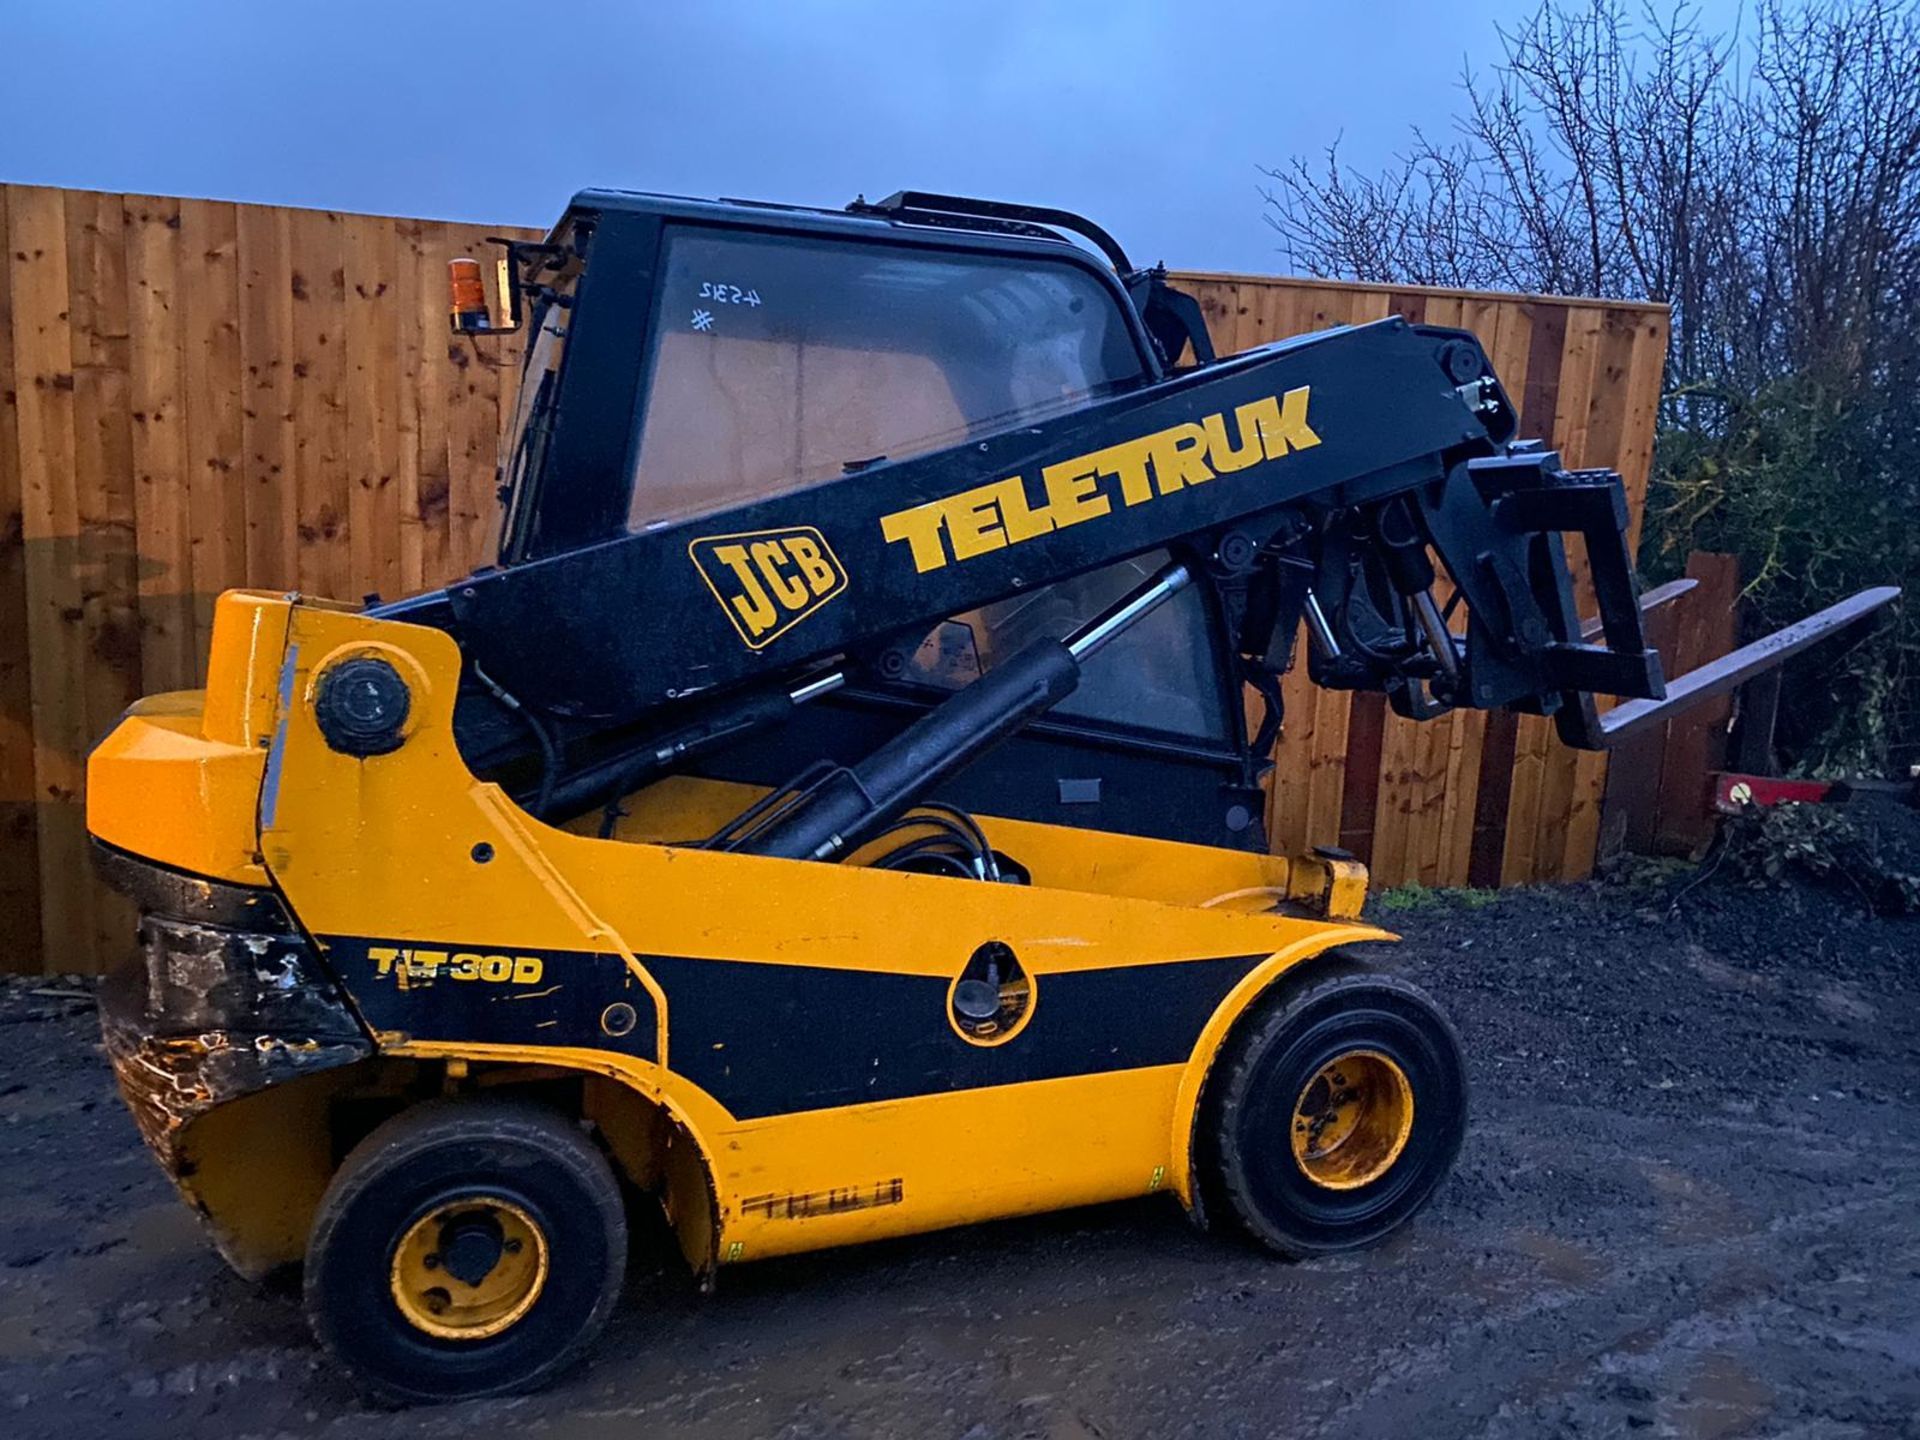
[{"x1": 1262, "y1": 0, "x2": 1920, "y2": 399}]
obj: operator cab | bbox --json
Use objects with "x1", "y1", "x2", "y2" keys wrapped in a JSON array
[
  {"x1": 454, "y1": 190, "x2": 1264, "y2": 852},
  {"x1": 494, "y1": 189, "x2": 1184, "y2": 561}
]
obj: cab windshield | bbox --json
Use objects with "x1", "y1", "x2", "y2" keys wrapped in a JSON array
[{"x1": 626, "y1": 227, "x2": 1148, "y2": 531}]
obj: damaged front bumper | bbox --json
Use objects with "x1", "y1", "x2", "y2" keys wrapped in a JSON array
[{"x1": 94, "y1": 844, "x2": 373, "y2": 1211}]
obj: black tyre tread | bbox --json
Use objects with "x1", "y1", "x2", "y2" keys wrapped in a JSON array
[
  {"x1": 1189, "y1": 951, "x2": 1369, "y2": 1234},
  {"x1": 1211, "y1": 961, "x2": 1466, "y2": 1259},
  {"x1": 305, "y1": 1096, "x2": 627, "y2": 1406},
  {"x1": 312, "y1": 1096, "x2": 622, "y2": 1230}
]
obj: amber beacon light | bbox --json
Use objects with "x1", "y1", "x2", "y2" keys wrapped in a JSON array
[{"x1": 448, "y1": 257, "x2": 490, "y2": 333}]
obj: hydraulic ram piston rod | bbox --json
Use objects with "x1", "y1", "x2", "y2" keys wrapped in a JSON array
[{"x1": 1067, "y1": 563, "x2": 1193, "y2": 661}]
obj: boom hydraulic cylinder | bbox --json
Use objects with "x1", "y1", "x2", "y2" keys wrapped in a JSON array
[{"x1": 731, "y1": 564, "x2": 1193, "y2": 863}]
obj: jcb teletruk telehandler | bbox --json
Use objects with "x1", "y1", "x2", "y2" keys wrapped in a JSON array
[{"x1": 89, "y1": 189, "x2": 1673, "y2": 1402}]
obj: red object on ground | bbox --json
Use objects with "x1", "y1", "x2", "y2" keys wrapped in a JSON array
[{"x1": 1713, "y1": 772, "x2": 1837, "y2": 814}]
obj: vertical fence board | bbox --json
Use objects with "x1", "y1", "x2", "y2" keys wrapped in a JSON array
[
  {"x1": 1500, "y1": 717, "x2": 1554, "y2": 885},
  {"x1": 1435, "y1": 708, "x2": 1488, "y2": 886},
  {"x1": 1654, "y1": 552, "x2": 1741, "y2": 853},
  {"x1": 1265, "y1": 624, "x2": 1317, "y2": 857},
  {"x1": 64, "y1": 189, "x2": 141, "y2": 965},
  {"x1": 1467, "y1": 712, "x2": 1520, "y2": 887},
  {"x1": 1526, "y1": 304, "x2": 1604, "y2": 882},
  {"x1": 1599, "y1": 592, "x2": 1685, "y2": 861},
  {"x1": 125, "y1": 195, "x2": 195, "y2": 695},
  {"x1": 291, "y1": 209, "x2": 349, "y2": 599},
  {"x1": 1338, "y1": 694, "x2": 1388, "y2": 864},
  {"x1": 411, "y1": 221, "x2": 457, "y2": 590},
  {"x1": 8, "y1": 187, "x2": 93, "y2": 970},
  {"x1": 237, "y1": 204, "x2": 297, "y2": 588},
  {"x1": 179, "y1": 200, "x2": 247, "y2": 665},
  {"x1": 343, "y1": 215, "x2": 401, "y2": 601},
  {"x1": 1301, "y1": 683, "x2": 1352, "y2": 851},
  {"x1": 0, "y1": 185, "x2": 42, "y2": 958},
  {"x1": 392, "y1": 220, "x2": 430, "y2": 594},
  {"x1": 1617, "y1": 311, "x2": 1670, "y2": 559}
]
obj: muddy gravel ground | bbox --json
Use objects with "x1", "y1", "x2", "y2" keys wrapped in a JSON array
[{"x1": 2, "y1": 865, "x2": 1918, "y2": 1440}]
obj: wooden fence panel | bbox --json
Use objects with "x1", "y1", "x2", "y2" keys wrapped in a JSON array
[
  {"x1": 0, "y1": 184, "x2": 537, "y2": 972},
  {"x1": 0, "y1": 187, "x2": 1666, "y2": 972}
]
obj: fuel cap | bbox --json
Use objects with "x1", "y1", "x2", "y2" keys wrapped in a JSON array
[{"x1": 315, "y1": 657, "x2": 411, "y2": 756}]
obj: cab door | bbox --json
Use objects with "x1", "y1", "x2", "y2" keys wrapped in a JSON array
[{"x1": 869, "y1": 549, "x2": 1264, "y2": 850}]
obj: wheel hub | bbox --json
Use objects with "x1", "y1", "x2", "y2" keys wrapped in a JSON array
[
  {"x1": 390, "y1": 1197, "x2": 550, "y2": 1340},
  {"x1": 1290, "y1": 1048, "x2": 1415, "y2": 1190},
  {"x1": 437, "y1": 1212, "x2": 505, "y2": 1287}
]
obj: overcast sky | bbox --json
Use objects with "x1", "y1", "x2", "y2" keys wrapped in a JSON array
[{"x1": 2, "y1": 0, "x2": 1745, "y2": 275}]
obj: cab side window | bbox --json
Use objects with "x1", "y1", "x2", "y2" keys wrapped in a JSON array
[
  {"x1": 628, "y1": 228, "x2": 1146, "y2": 531},
  {"x1": 901, "y1": 552, "x2": 1233, "y2": 747}
]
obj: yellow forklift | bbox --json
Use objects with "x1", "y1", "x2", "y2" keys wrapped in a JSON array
[{"x1": 90, "y1": 189, "x2": 1675, "y2": 1402}]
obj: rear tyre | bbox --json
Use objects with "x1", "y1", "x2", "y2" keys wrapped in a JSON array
[
  {"x1": 1208, "y1": 964, "x2": 1466, "y2": 1257},
  {"x1": 305, "y1": 1098, "x2": 626, "y2": 1405}
]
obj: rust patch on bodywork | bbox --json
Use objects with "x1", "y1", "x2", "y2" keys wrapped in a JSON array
[
  {"x1": 99, "y1": 978, "x2": 368, "y2": 1162},
  {"x1": 89, "y1": 854, "x2": 379, "y2": 1276},
  {"x1": 98, "y1": 964, "x2": 374, "y2": 1276}
]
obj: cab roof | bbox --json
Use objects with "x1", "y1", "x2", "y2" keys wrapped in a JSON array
[{"x1": 563, "y1": 188, "x2": 1133, "y2": 274}]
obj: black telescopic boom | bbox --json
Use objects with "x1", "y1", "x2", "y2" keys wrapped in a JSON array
[{"x1": 732, "y1": 563, "x2": 1193, "y2": 864}]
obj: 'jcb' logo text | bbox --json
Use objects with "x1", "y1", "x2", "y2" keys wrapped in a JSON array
[
  {"x1": 879, "y1": 388, "x2": 1319, "y2": 574},
  {"x1": 690, "y1": 527, "x2": 847, "y2": 649}
]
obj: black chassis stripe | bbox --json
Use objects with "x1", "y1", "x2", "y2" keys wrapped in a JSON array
[
  {"x1": 319, "y1": 936, "x2": 661, "y2": 1065},
  {"x1": 322, "y1": 937, "x2": 1265, "y2": 1121},
  {"x1": 646, "y1": 951, "x2": 1265, "y2": 1119}
]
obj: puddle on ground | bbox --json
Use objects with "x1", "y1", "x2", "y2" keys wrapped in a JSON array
[
  {"x1": 1813, "y1": 980, "x2": 1876, "y2": 1024},
  {"x1": 1684, "y1": 945, "x2": 1778, "y2": 996},
  {"x1": 1507, "y1": 1231, "x2": 1609, "y2": 1287},
  {"x1": 126, "y1": 1201, "x2": 205, "y2": 1256},
  {"x1": 1636, "y1": 1159, "x2": 1749, "y2": 1242},
  {"x1": 1663, "y1": 1350, "x2": 1773, "y2": 1440}
]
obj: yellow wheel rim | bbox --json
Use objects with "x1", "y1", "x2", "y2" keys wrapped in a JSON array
[
  {"x1": 1290, "y1": 1049, "x2": 1415, "y2": 1190},
  {"x1": 389, "y1": 1196, "x2": 550, "y2": 1341}
]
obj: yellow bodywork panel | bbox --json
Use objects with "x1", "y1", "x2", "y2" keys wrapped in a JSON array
[
  {"x1": 87, "y1": 591, "x2": 300, "y2": 885},
  {"x1": 105, "y1": 591, "x2": 1390, "y2": 1273},
  {"x1": 89, "y1": 694, "x2": 270, "y2": 885},
  {"x1": 597, "y1": 774, "x2": 1367, "y2": 919},
  {"x1": 172, "y1": 1065, "x2": 350, "y2": 1275}
]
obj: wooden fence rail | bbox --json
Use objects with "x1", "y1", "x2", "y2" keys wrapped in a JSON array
[{"x1": 0, "y1": 185, "x2": 1670, "y2": 974}]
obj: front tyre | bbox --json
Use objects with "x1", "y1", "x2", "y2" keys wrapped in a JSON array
[
  {"x1": 305, "y1": 1098, "x2": 627, "y2": 1405},
  {"x1": 1208, "y1": 965, "x2": 1466, "y2": 1257}
]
